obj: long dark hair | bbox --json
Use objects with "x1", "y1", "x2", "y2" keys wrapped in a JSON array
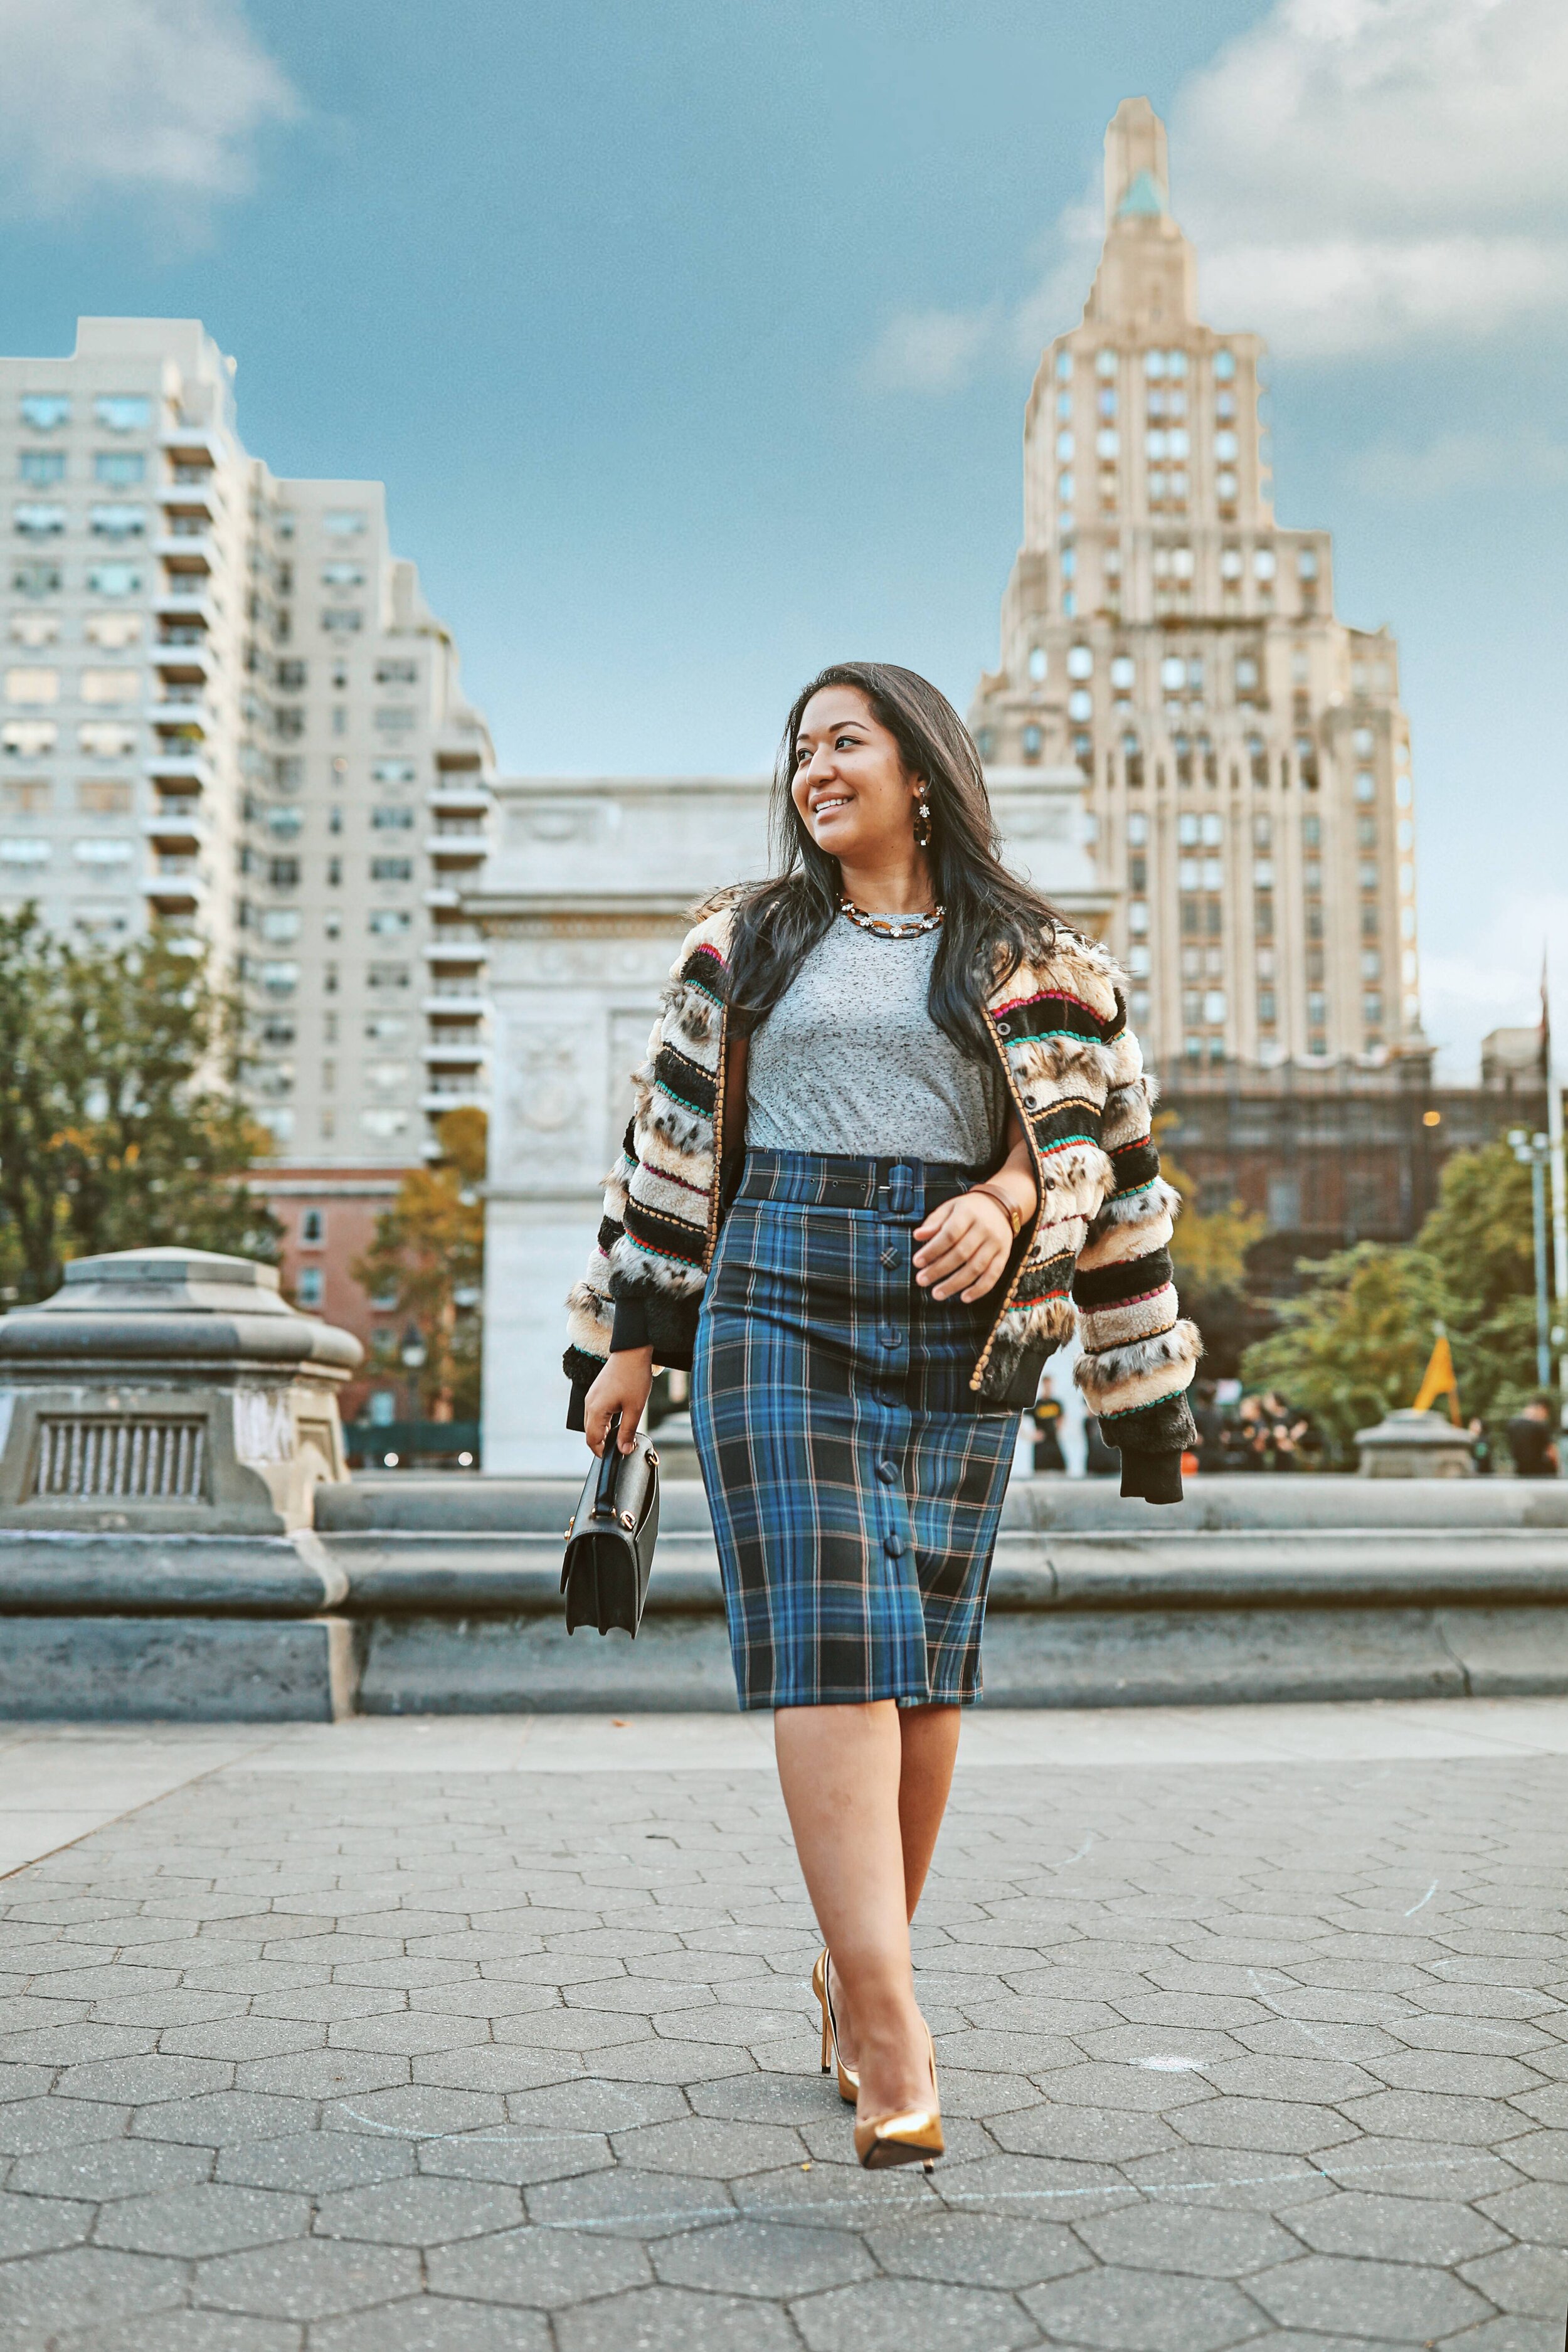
[{"x1": 726, "y1": 661, "x2": 1066, "y2": 1059}]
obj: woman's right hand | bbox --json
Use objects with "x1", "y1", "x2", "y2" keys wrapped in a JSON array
[{"x1": 583, "y1": 1347, "x2": 655, "y2": 1457}]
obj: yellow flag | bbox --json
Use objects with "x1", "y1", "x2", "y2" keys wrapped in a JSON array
[{"x1": 1412, "y1": 1333, "x2": 1461, "y2": 1423}]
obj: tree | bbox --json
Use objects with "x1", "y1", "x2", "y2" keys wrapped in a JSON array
[
  {"x1": 0, "y1": 912, "x2": 277, "y2": 1302},
  {"x1": 353, "y1": 1108, "x2": 485, "y2": 1419},
  {"x1": 1240, "y1": 1242, "x2": 1438, "y2": 1464},
  {"x1": 1239, "y1": 1140, "x2": 1547, "y2": 1458},
  {"x1": 1410, "y1": 1141, "x2": 1542, "y2": 1427}
]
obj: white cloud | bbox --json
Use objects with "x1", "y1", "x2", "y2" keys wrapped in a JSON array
[
  {"x1": 865, "y1": 0, "x2": 1568, "y2": 386},
  {"x1": 0, "y1": 0, "x2": 299, "y2": 218},
  {"x1": 1175, "y1": 0, "x2": 1568, "y2": 355},
  {"x1": 1345, "y1": 428, "x2": 1568, "y2": 498},
  {"x1": 861, "y1": 303, "x2": 1002, "y2": 394},
  {"x1": 1420, "y1": 886, "x2": 1568, "y2": 1081}
]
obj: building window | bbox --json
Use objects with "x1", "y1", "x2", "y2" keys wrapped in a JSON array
[
  {"x1": 95, "y1": 452, "x2": 146, "y2": 488},
  {"x1": 1354, "y1": 771, "x2": 1375, "y2": 802},
  {"x1": 296, "y1": 1267, "x2": 324, "y2": 1308},
  {"x1": 1021, "y1": 725, "x2": 1042, "y2": 760},
  {"x1": 20, "y1": 395, "x2": 70, "y2": 430},
  {"x1": 95, "y1": 395, "x2": 152, "y2": 433},
  {"x1": 1258, "y1": 990, "x2": 1276, "y2": 1025},
  {"x1": 1027, "y1": 645, "x2": 1047, "y2": 683},
  {"x1": 87, "y1": 564, "x2": 142, "y2": 596},
  {"x1": 14, "y1": 503, "x2": 66, "y2": 538},
  {"x1": 18, "y1": 452, "x2": 65, "y2": 488},
  {"x1": 371, "y1": 857, "x2": 413, "y2": 882}
]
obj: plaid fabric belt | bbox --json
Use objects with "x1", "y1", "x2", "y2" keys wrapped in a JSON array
[{"x1": 735, "y1": 1148, "x2": 981, "y2": 1221}]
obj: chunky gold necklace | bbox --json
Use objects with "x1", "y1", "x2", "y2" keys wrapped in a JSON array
[{"x1": 839, "y1": 894, "x2": 944, "y2": 940}]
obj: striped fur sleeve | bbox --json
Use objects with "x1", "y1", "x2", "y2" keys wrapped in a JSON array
[{"x1": 1071, "y1": 1016, "x2": 1201, "y2": 1454}]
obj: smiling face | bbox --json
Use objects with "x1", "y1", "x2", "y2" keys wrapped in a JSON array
[{"x1": 790, "y1": 685, "x2": 923, "y2": 869}]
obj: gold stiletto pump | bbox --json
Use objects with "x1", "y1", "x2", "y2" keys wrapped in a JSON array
[
  {"x1": 853, "y1": 2026, "x2": 944, "y2": 2171},
  {"x1": 811, "y1": 1947, "x2": 858, "y2": 2104}
]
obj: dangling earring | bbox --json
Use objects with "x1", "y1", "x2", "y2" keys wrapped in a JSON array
[{"x1": 913, "y1": 789, "x2": 933, "y2": 850}]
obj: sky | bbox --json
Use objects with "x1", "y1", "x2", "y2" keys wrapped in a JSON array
[{"x1": 0, "y1": 0, "x2": 1565, "y2": 1076}]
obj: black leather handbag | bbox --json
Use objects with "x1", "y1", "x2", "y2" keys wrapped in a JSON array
[{"x1": 561, "y1": 1414, "x2": 660, "y2": 1636}]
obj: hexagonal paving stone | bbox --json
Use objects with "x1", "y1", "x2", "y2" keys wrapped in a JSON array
[
  {"x1": 196, "y1": 2237, "x2": 422, "y2": 2321},
  {"x1": 1459, "y1": 2241, "x2": 1568, "y2": 2319},
  {"x1": 1021, "y1": 2263, "x2": 1263, "y2": 2352},
  {"x1": 612, "y1": 2116, "x2": 805, "y2": 2178},
  {"x1": 792, "y1": 2274, "x2": 1039, "y2": 2352},
  {"x1": 654, "y1": 2219, "x2": 874, "y2": 2298},
  {"x1": 216, "y1": 2133, "x2": 415, "y2": 2194},
  {"x1": 526, "y1": 2166, "x2": 735, "y2": 2238},
  {"x1": 56, "y1": 2312, "x2": 303, "y2": 2351},
  {"x1": 95, "y1": 2183, "x2": 310, "y2": 2256},
  {"x1": 0, "y1": 2188, "x2": 92, "y2": 2257},
  {"x1": 311, "y1": 2297, "x2": 549, "y2": 2351},
  {"x1": 425, "y1": 2223, "x2": 650, "y2": 2308},
  {"x1": 554, "y1": 2281, "x2": 802, "y2": 2352},
  {"x1": 316, "y1": 2175, "x2": 525, "y2": 2245},
  {"x1": 1290, "y1": 2189, "x2": 1507, "y2": 2263},
  {"x1": 0, "y1": 2245, "x2": 188, "y2": 2331},
  {"x1": 1249, "y1": 2251, "x2": 1493, "y2": 2339},
  {"x1": 1076, "y1": 2201, "x2": 1300, "y2": 2276},
  {"x1": 866, "y1": 2209, "x2": 1087, "y2": 2289}
]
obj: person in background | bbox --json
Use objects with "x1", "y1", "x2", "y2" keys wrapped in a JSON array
[
  {"x1": 1030, "y1": 1375, "x2": 1066, "y2": 1475},
  {"x1": 1506, "y1": 1399, "x2": 1560, "y2": 1480},
  {"x1": 1468, "y1": 1416, "x2": 1494, "y2": 1475}
]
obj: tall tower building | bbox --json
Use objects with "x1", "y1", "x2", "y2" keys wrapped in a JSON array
[
  {"x1": 972, "y1": 100, "x2": 1421, "y2": 1072},
  {"x1": 0, "y1": 319, "x2": 494, "y2": 1178}
]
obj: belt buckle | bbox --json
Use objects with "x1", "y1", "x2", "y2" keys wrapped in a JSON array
[{"x1": 884, "y1": 1161, "x2": 916, "y2": 1218}]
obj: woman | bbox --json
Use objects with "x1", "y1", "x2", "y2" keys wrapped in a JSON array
[{"x1": 566, "y1": 663, "x2": 1199, "y2": 2168}]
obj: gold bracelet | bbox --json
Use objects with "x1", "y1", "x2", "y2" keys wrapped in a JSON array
[{"x1": 970, "y1": 1182, "x2": 1024, "y2": 1239}]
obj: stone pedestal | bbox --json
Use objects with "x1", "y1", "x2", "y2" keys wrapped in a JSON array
[
  {"x1": 0, "y1": 1247, "x2": 363, "y2": 1534},
  {"x1": 1355, "y1": 1407, "x2": 1473, "y2": 1478}
]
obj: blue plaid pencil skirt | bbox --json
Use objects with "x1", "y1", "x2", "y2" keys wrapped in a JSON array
[{"x1": 689, "y1": 1149, "x2": 1018, "y2": 1712}]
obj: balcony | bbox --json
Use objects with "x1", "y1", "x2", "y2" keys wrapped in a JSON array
[
  {"x1": 420, "y1": 1083, "x2": 487, "y2": 1113},
  {"x1": 159, "y1": 427, "x2": 224, "y2": 468},
  {"x1": 423, "y1": 886, "x2": 460, "y2": 911},
  {"x1": 425, "y1": 1039, "x2": 487, "y2": 1067},
  {"x1": 148, "y1": 697, "x2": 212, "y2": 734},
  {"x1": 153, "y1": 641, "x2": 215, "y2": 684},
  {"x1": 153, "y1": 586, "x2": 215, "y2": 625},
  {"x1": 426, "y1": 830, "x2": 487, "y2": 866},
  {"x1": 161, "y1": 485, "x2": 217, "y2": 524},
  {"x1": 143, "y1": 805, "x2": 208, "y2": 850},
  {"x1": 424, "y1": 942, "x2": 484, "y2": 971},
  {"x1": 156, "y1": 535, "x2": 214, "y2": 572},
  {"x1": 146, "y1": 860, "x2": 208, "y2": 914},
  {"x1": 426, "y1": 784, "x2": 492, "y2": 815},
  {"x1": 421, "y1": 990, "x2": 487, "y2": 1017},
  {"x1": 144, "y1": 750, "x2": 213, "y2": 792}
]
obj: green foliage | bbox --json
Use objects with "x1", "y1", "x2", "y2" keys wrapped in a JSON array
[
  {"x1": 1241, "y1": 1138, "x2": 1550, "y2": 1459},
  {"x1": 1411, "y1": 1142, "x2": 1542, "y2": 1427},
  {"x1": 0, "y1": 911, "x2": 277, "y2": 1302},
  {"x1": 353, "y1": 1108, "x2": 485, "y2": 1418},
  {"x1": 1241, "y1": 1242, "x2": 1438, "y2": 1463}
]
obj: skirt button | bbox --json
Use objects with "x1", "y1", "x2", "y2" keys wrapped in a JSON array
[
  {"x1": 880, "y1": 1325, "x2": 901, "y2": 1348},
  {"x1": 882, "y1": 1531, "x2": 905, "y2": 1557},
  {"x1": 876, "y1": 1459, "x2": 898, "y2": 1485}
]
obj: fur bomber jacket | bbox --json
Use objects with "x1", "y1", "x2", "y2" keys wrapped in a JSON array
[{"x1": 563, "y1": 901, "x2": 1201, "y2": 1500}]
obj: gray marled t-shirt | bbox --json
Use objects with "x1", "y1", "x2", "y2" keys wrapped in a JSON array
[{"x1": 746, "y1": 914, "x2": 1005, "y2": 1163}]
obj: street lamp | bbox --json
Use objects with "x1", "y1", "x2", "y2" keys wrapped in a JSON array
[
  {"x1": 398, "y1": 1323, "x2": 427, "y2": 1429},
  {"x1": 1508, "y1": 1130, "x2": 1555, "y2": 1389}
]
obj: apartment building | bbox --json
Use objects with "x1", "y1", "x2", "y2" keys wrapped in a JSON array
[
  {"x1": 971, "y1": 100, "x2": 1421, "y2": 1073},
  {"x1": 0, "y1": 317, "x2": 494, "y2": 1175}
]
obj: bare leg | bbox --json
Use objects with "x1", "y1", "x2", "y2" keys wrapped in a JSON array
[
  {"x1": 775, "y1": 1700, "x2": 956, "y2": 2114},
  {"x1": 827, "y1": 1701, "x2": 960, "y2": 2069}
]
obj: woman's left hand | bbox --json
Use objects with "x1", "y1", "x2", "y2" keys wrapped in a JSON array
[{"x1": 913, "y1": 1191, "x2": 1014, "y2": 1301}]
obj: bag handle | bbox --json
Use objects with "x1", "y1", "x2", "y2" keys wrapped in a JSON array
[{"x1": 592, "y1": 1412, "x2": 623, "y2": 1518}]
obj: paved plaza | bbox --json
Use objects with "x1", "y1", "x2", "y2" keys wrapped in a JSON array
[{"x1": 0, "y1": 1704, "x2": 1563, "y2": 2350}]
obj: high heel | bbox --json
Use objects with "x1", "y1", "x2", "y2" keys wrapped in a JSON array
[
  {"x1": 853, "y1": 2026, "x2": 944, "y2": 2171},
  {"x1": 811, "y1": 1947, "x2": 858, "y2": 2105}
]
